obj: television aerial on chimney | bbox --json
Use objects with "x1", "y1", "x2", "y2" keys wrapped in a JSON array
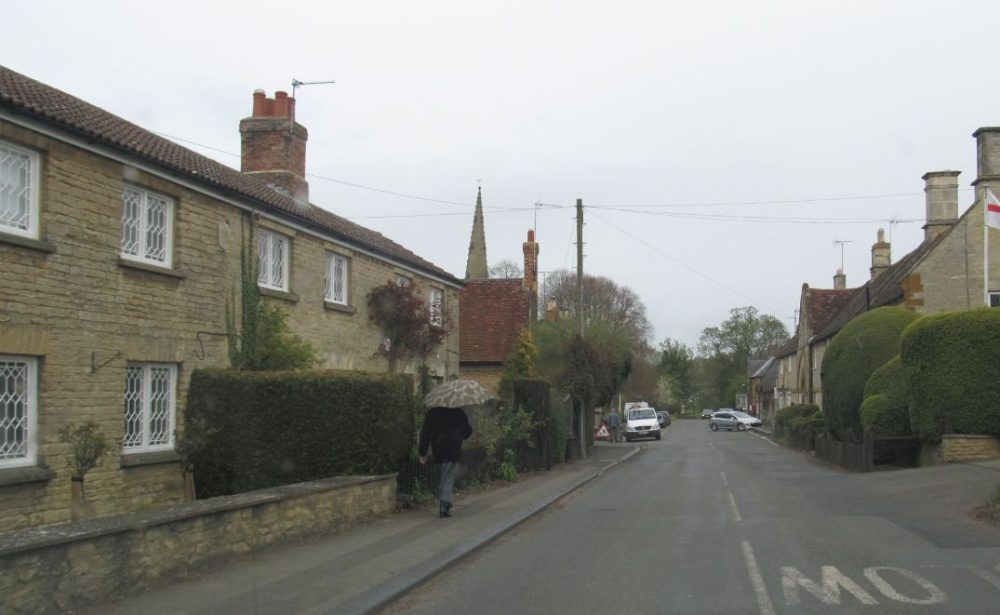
[
  {"x1": 833, "y1": 239, "x2": 852, "y2": 270},
  {"x1": 289, "y1": 78, "x2": 336, "y2": 129}
]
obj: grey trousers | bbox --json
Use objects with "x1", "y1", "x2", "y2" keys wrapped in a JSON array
[{"x1": 438, "y1": 461, "x2": 460, "y2": 504}]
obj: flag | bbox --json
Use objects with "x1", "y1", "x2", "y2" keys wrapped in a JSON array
[{"x1": 987, "y1": 188, "x2": 1000, "y2": 230}]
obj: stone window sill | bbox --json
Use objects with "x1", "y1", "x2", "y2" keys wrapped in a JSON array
[
  {"x1": 0, "y1": 466, "x2": 56, "y2": 487},
  {"x1": 0, "y1": 233, "x2": 57, "y2": 254},
  {"x1": 324, "y1": 301, "x2": 356, "y2": 315},
  {"x1": 260, "y1": 287, "x2": 300, "y2": 303},
  {"x1": 120, "y1": 450, "x2": 183, "y2": 468},
  {"x1": 119, "y1": 258, "x2": 187, "y2": 280}
]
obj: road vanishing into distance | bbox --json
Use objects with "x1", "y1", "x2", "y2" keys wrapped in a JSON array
[{"x1": 383, "y1": 420, "x2": 1000, "y2": 615}]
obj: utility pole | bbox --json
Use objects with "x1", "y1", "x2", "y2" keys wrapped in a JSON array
[
  {"x1": 576, "y1": 198, "x2": 586, "y2": 460},
  {"x1": 577, "y1": 198, "x2": 584, "y2": 338}
]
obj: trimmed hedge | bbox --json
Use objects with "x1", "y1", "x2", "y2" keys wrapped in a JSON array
[
  {"x1": 902, "y1": 307, "x2": 1000, "y2": 441},
  {"x1": 821, "y1": 307, "x2": 921, "y2": 443},
  {"x1": 186, "y1": 369, "x2": 415, "y2": 498},
  {"x1": 859, "y1": 355, "x2": 913, "y2": 436},
  {"x1": 776, "y1": 403, "x2": 820, "y2": 431},
  {"x1": 789, "y1": 410, "x2": 826, "y2": 437}
]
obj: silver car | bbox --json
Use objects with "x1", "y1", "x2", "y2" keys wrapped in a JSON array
[{"x1": 709, "y1": 410, "x2": 748, "y2": 431}]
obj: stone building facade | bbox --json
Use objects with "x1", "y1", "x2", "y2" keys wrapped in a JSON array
[{"x1": 0, "y1": 65, "x2": 461, "y2": 531}]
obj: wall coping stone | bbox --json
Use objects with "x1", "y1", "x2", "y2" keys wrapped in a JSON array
[{"x1": 0, "y1": 473, "x2": 394, "y2": 558}]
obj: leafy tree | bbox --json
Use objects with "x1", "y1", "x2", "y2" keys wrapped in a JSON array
[
  {"x1": 695, "y1": 307, "x2": 788, "y2": 407},
  {"x1": 658, "y1": 338, "x2": 694, "y2": 404},
  {"x1": 489, "y1": 259, "x2": 523, "y2": 279},
  {"x1": 498, "y1": 328, "x2": 539, "y2": 401},
  {"x1": 697, "y1": 307, "x2": 789, "y2": 375},
  {"x1": 368, "y1": 281, "x2": 452, "y2": 373}
]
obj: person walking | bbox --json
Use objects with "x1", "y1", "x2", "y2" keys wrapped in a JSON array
[
  {"x1": 606, "y1": 409, "x2": 621, "y2": 443},
  {"x1": 419, "y1": 405, "x2": 473, "y2": 518}
]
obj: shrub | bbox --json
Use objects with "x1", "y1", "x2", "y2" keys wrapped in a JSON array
[
  {"x1": 859, "y1": 355, "x2": 912, "y2": 436},
  {"x1": 775, "y1": 403, "x2": 819, "y2": 433},
  {"x1": 902, "y1": 307, "x2": 1000, "y2": 441},
  {"x1": 821, "y1": 307, "x2": 920, "y2": 443},
  {"x1": 789, "y1": 410, "x2": 826, "y2": 437}
]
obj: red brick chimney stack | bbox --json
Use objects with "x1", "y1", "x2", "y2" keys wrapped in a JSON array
[
  {"x1": 240, "y1": 89, "x2": 309, "y2": 204},
  {"x1": 523, "y1": 229, "x2": 539, "y2": 321}
]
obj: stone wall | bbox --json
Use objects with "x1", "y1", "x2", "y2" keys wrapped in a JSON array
[
  {"x1": 941, "y1": 434, "x2": 1000, "y2": 462},
  {"x1": 0, "y1": 474, "x2": 395, "y2": 615}
]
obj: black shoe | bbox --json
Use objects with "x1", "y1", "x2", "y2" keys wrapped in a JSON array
[{"x1": 439, "y1": 502, "x2": 452, "y2": 518}]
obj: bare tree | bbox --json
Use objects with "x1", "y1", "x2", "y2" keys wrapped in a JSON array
[{"x1": 489, "y1": 259, "x2": 523, "y2": 279}]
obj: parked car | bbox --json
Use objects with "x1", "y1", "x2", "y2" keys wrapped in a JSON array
[
  {"x1": 656, "y1": 410, "x2": 671, "y2": 428},
  {"x1": 701, "y1": 409, "x2": 714, "y2": 419},
  {"x1": 709, "y1": 410, "x2": 747, "y2": 431},
  {"x1": 731, "y1": 410, "x2": 762, "y2": 428},
  {"x1": 624, "y1": 406, "x2": 661, "y2": 441}
]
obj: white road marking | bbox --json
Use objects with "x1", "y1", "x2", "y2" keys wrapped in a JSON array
[
  {"x1": 781, "y1": 566, "x2": 878, "y2": 605},
  {"x1": 720, "y1": 471, "x2": 729, "y2": 487},
  {"x1": 728, "y1": 492, "x2": 742, "y2": 522},
  {"x1": 864, "y1": 567, "x2": 947, "y2": 605},
  {"x1": 741, "y1": 541, "x2": 777, "y2": 615},
  {"x1": 755, "y1": 433, "x2": 780, "y2": 447}
]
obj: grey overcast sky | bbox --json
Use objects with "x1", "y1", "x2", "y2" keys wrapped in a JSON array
[{"x1": 6, "y1": 0, "x2": 1000, "y2": 349}]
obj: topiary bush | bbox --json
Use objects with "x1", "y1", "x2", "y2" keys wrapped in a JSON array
[
  {"x1": 821, "y1": 307, "x2": 921, "y2": 443},
  {"x1": 789, "y1": 410, "x2": 826, "y2": 438},
  {"x1": 859, "y1": 355, "x2": 913, "y2": 436},
  {"x1": 902, "y1": 307, "x2": 1000, "y2": 441}
]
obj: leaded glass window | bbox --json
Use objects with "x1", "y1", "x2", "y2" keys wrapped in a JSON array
[
  {"x1": 325, "y1": 252, "x2": 349, "y2": 305},
  {"x1": 123, "y1": 363, "x2": 176, "y2": 452},
  {"x1": 0, "y1": 356, "x2": 37, "y2": 468},
  {"x1": 0, "y1": 141, "x2": 40, "y2": 239},
  {"x1": 121, "y1": 185, "x2": 173, "y2": 266}
]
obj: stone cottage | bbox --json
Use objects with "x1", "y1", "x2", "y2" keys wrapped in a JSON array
[{"x1": 0, "y1": 64, "x2": 462, "y2": 531}]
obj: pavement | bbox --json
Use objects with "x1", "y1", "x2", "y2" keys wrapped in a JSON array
[{"x1": 83, "y1": 441, "x2": 640, "y2": 615}]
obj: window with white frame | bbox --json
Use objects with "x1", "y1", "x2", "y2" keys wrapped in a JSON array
[
  {"x1": 0, "y1": 355, "x2": 38, "y2": 468},
  {"x1": 394, "y1": 274, "x2": 410, "y2": 286},
  {"x1": 123, "y1": 363, "x2": 177, "y2": 453},
  {"x1": 429, "y1": 287, "x2": 443, "y2": 326},
  {"x1": 257, "y1": 228, "x2": 289, "y2": 291},
  {"x1": 324, "y1": 252, "x2": 349, "y2": 305},
  {"x1": 0, "y1": 140, "x2": 41, "y2": 240},
  {"x1": 121, "y1": 185, "x2": 174, "y2": 266}
]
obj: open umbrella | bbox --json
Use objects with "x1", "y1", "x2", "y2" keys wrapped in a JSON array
[{"x1": 423, "y1": 379, "x2": 495, "y2": 408}]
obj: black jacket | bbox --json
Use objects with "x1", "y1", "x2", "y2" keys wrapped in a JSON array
[{"x1": 418, "y1": 406, "x2": 473, "y2": 464}]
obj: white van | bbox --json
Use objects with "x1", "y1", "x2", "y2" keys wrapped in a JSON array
[{"x1": 623, "y1": 405, "x2": 661, "y2": 442}]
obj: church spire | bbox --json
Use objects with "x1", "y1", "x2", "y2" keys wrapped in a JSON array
[{"x1": 465, "y1": 186, "x2": 488, "y2": 279}]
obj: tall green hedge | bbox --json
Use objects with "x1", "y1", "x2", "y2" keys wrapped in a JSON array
[
  {"x1": 185, "y1": 369, "x2": 414, "y2": 498},
  {"x1": 859, "y1": 355, "x2": 913, "y2": 436},
  {"x1": 902, "y1": 307, "x2": 1000, "y2": 441},
  {"x1": 821, "y1": 307, "x2": 921, "y2": 443}
]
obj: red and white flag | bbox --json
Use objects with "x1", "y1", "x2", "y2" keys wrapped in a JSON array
[{"x1": 987, "y1": 188, "x2": 1000, "y2": 230}]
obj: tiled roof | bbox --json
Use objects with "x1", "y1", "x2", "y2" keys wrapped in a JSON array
[
  {"x1": 459, "y1": 279, "x2": 530, "y2": 364},
  {"x1": 0, "y1": 64, "x2": 460, "y2": 286},
  {"x1": 813, "y1": 234, "x2": 947, "y2": 341},
  {"x1": 807, "y1": 288, "x2": 855, "y2": 334}
]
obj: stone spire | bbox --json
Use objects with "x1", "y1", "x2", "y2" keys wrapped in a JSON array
[{"x1": 465, "y1": 187, "x2": 488, "y2": 279}]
